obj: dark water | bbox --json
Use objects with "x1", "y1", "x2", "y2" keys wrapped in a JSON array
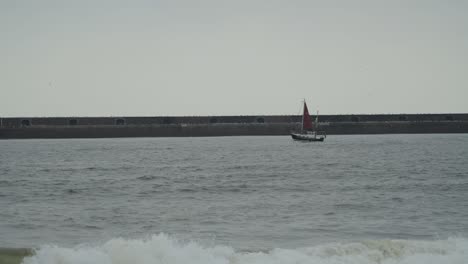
[{"x1": 1, "y1": 134, "x2": 468, "y2": 263}]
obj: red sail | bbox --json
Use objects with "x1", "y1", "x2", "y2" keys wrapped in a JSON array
[{"x1": 302, "y1": 102, "x2": 314, "y2": 131}]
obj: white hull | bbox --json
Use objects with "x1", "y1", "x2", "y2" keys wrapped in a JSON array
[{"x1": 291, "y1": 133, "x2": 325, "y2": 142}]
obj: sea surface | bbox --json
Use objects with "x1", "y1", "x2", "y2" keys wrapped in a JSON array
[{"x1": 1, "y1": 134, "x2": 468, "y2": 264}]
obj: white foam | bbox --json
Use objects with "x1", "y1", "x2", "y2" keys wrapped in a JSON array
[{"x1": 22, "y1": 234, "x2": 468, "y2": 264}]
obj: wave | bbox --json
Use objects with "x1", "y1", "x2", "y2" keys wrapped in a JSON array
[{"x1": 19, "y1": 234, "x2": 468, "y2": 264}]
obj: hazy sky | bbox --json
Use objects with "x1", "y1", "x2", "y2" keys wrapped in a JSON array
[{"x1": 1, "y1": 0, "x2": 467, "y2": 117}]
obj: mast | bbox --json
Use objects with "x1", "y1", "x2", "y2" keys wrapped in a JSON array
[
  {"x1": 315, "y1": 110, "x2": 319, "y2": 137},
  {"x1": 315, "y1": 111, "x2": 319, "y2": 130}
]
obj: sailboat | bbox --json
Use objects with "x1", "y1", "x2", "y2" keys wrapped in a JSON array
[{"x1": 290, "y1": 100, "x2": 326, "y2": 142}]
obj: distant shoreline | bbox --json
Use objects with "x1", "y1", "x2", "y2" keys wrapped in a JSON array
[{"x1": 1, "y1": 114, "x2": 468, "y2": 139}]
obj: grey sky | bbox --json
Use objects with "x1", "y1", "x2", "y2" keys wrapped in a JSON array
[{"x1": 1, "y1": 0, "x2": 467, "y2": 117}]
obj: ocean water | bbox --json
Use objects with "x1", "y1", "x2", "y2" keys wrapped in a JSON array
[{"x1": 1, "y1": 134, "x2": 467, "y2": 264}]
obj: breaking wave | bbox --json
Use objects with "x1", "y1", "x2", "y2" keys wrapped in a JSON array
[{"x1": 22, "y1": 234, "x2": 468, "y2": 264}]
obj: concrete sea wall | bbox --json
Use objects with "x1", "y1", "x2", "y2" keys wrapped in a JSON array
[{"x1": 1, "y1": 114, "x2": 468, "y2": 139}]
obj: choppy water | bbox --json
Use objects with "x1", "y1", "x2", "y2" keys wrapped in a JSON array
[{"x1": 1, "y1": 134, "x2": 468, "y2": 264}]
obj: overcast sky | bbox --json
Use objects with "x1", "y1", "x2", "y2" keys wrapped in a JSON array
[{"x1": 1, "y1": 0, "x2": 467, "y2": 117}]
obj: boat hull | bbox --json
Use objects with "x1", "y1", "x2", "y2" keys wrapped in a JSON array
[{"x1": 290, "y1": 133, "x2": 325, "y2": 142}]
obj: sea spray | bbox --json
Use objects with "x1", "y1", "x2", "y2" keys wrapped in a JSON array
[{"x1": 22, "y1": 234, "x2": 468, "y2": 264}]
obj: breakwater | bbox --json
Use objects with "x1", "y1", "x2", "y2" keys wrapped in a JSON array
[
  {"x1": 0, "y1": 248, "x2": 33, "y2": 264},
  {"x1": 1, "y1": 114, "x2": 468, "y2": 139}
]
